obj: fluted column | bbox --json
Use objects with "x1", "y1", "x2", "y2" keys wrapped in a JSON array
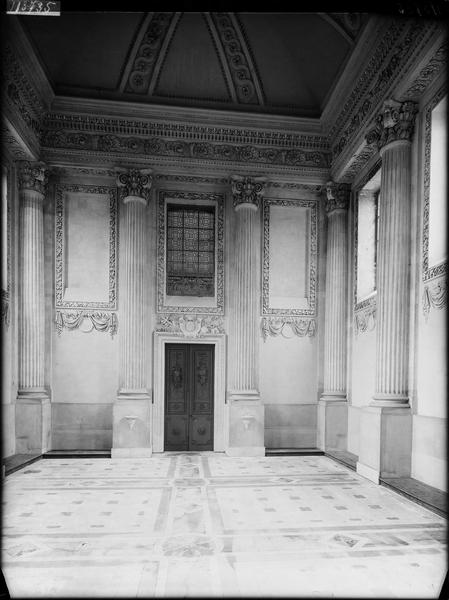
[
  {"x1": 318, "y1": 182, "x2": 349, "y2": 451},
  {"x1": 16, "y1": 162, "x2": 51, "y2": 453},
  {"x1": 356, "y1": 100, "x2": 417, "y2": 483},
  {"x1": 112, "y1": 168, "x2": 152, "y2": 458},
  {"x1": 372, "y1": 100, "x2": 417, "y2": 406},
  {"x1": 227, "y1": 176, "x2": 266, "y2": 457}
]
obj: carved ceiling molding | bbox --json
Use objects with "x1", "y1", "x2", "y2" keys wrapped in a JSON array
[
  {"x1": 422, "y1": 277, "x2": 447, "y2": 319},
  {"x1": 155, "y1": 173, "x2": 230, "y2": 185},
  {"x1": 51, "y1": 166, "x2": 118, "y2": 178},
  {"x1": 402, "y1": 42, "x2": 447, "y2": 100},
  {"x1": 422, "y1": 85, "x2": 447, "y2": 284},
  {"x1": 2, "y1": 43, "x2": 46, "y2": 142},
  {"x1": 337, "y1": 143, "x2": 377, "y2": 185},
  {"x1": 262, "y1": 197, "x2": 318, "y2": 317},
  {"x1": 208, "y1": 12, "x2": 264, "y2": 106},
  {"x1": 1, "y1": 122, "x2": 35, "y2": 162},
  {"x1": 155, "y1": 313, "x2": 225, "y2": 337},
  {"x1": 55, "y1": 184, "x2": 118, "y2": 310},
  {"x1": 157, "y1": 190, "x2": 224, "y2": 315},
  {"x1": 261, "y1": 317, "x2": 316, "y2": 341},
  {"x1": 123, "y1": 12, "x2": 178, "y2": 95},
  {"x1": 55, "y1": 310, "x2": 118, "y2": 337},
  {"x1": 329, "y1": 19, "x2": 439, "y2": 162}
]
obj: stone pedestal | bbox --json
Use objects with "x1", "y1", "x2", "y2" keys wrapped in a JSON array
[
  {"x1": 16, "y1": 162, "x2": 51, "y2": 454},
  {"x1": 357, "y1": 101, "x2": 417, "y2": 481},
  {"x1": 226, "y1": 176, "x2": 266, "y2": 457},
  {"x1": 318, "y1": 182, "x2": 349, "y2": 452},
  {"x1": 112, "y1": 169, "x2": 152, "y2": 458}
]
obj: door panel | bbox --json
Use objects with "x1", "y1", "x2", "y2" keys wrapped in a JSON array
[{"x1": 164, "y1": 344, "x2": 214, "y2": 451}]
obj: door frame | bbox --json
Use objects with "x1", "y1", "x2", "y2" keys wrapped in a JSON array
[{"x1": 153, "y1": 332, "x2": 227, "y2": 452}]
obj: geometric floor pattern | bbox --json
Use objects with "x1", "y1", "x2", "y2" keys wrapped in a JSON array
[{"x1": 2, "y1": 453, "x2": 447, "y2": 598}]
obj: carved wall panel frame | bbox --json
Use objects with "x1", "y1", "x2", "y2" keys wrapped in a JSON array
[
  {"x1": 2, "y1": 166, "x2": 11, "y2": 328},
  {"x1": 55, "y1": 183, "x2": 118, "y2": 310},
  {"x1": 157, "y1": 190, "x2": 224, "y2": 314},
  {"x1": 262, "y1": 197, "x2": 317, "y2": 316},
  {"x1": 153, "y1": 333, "x2": 227, "y2": 452},
  {"x1": 422, "y1": 85, "x2": 447, "y2": 283}
]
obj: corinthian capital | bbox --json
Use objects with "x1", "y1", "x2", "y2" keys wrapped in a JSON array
[
  {"x1": 231, "y1": 175, "x2": 266, "y2": 210},
  {"x1": 325, "y1": 181, "x2": 350, "y2": 213},
  {"x1": 18, "y1": 161, "x2": 48, "y2": 196},
  {"x1": 116, "y1": 168, "x2": 153, "y2": 204},
  {"x1": 365, "y1": 100, "x2": 417, "y2": 151}
]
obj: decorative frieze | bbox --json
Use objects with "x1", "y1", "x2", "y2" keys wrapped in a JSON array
[
  {"x1": 55, "y1": 184, "x2": 118, "y2": 310},
  {"x1": 261, "y1": 317, "x2": 316, "y2": 341},
  {"x1": 55, "y1": 310, "x2": 118, "y2": 337},
  {"x1": 231, "y1": 175, "x2": 266, "y2": 209},
  {"x1": 365, "y1": 100, "x2": 418, "y2": 151},
  {"x1": 325, "y1": 181, "x2": 350, "y2": 213},
  {"x1": 155, "y1": 314, "x2": 225, "y2": 337},
  {"x1": 116, "y1": 168, "x2": 153, "y2": 202},
  {"x1": 423, "y1": 278, "x2": 447, "y2": 318}
]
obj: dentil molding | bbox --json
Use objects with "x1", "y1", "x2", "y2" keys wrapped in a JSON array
[
  {"x1": 55, "y1": 310, "x2": 118, "y2": 337},
  {"x1": 155, "y1": 313, "x2": 225, "y2": 337}
]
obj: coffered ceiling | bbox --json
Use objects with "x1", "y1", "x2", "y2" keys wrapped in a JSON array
[{"x1": 19, "y1": 11, "x2": 367, "y2": 118}]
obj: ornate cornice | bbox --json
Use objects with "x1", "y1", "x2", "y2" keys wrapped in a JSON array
[
  {"x1": 365, "y1": 100, "x2": 418, "y2": 151},
  {"x1": 262, "y1": 197, "x2": 318, "y2": 317},
  {"x1": 423, "y1": 278, "x2": 447, "y2": 318},
  {"x1": 261, "y1": 317, "x2": 316, "y2": 341},
  {"x1": 18, "y1": 161, "x2": 48, "y2": 195},
  {"x1": 403, "y1": 42, "x2": 448, "y2": 100},
  {"x1": 231, "y1": 175, "x2": 266, "y2": 209},
  {"x1": 55, "y1": 310, "x2": 118, "y2": 337},
  {"x1": 116, "y1": 168, "x2": 153, "y2": 203},
  {"x1": 325, "y1": 181, "x2": 350, "y2": 213},
  {"x1": 55, "y1": 184, "x2": 118, "y2": 310},
  {"x1": 155, "y1": 313, "x2": 225, "y2": 337}
]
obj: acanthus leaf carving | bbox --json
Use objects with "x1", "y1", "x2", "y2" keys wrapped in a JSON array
[
  {"x1": 325, "y1": 181, "x2": 350, "y2": 213},
  {"x1": 231, "y1": 175, "x2": 266, "y2": 209},
  {"x1": 365, "y1": 100, "x2": 418, "y2": 151},
  {"x1": 116, "y1": 168, "x2": 153, "y2": 203},
  {"x1": 18, "y1": 161, "x2": 48, "y2": 195},
  {"x1": 55, "y1": 310, "x2": 118, "y2": 337}
]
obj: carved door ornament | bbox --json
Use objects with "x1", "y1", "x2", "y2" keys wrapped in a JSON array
[
  {"x1": 197, "y1": 362, "x2": 208, "y2": 386},
  {"x1": 171, "y1": 365, "x2": 183, "y2": 388}
]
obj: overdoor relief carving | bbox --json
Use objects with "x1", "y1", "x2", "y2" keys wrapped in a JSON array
[
  {"x1": 261, "y1": 317, "x2": 316, "y2": 341},
  {"x1": 155, "y1": 314, "x2": 225, "y2": 337},
  {"x1": 157, "y1": 190, "x2": 224, "y2": 314},
  {"x1": 55, "y1": 184, "x2": 118, "y2": 310},
  {"x1": 55, "y1": 310, "x2": 118, "y2": 337},
  {"x1": 231, "y1": 175, "x2": 266, "y2": 209},
  {"x1": 365, "y1": 99, "x2": 418, "y2": 151},
  {"x1": 262, "y1": 197, "x2": 318, "y2": 317},
  {"x1": 422, "y1": 86, "x2": 447, "y2": 284}
]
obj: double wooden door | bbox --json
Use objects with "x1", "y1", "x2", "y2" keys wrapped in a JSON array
[{"x1": 164, "y1": 344, "x2": 214, "y2": 451}]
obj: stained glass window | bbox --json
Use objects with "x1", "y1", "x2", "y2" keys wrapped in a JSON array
[{"x1": 166, "y1": 204, "x2": 215, "y2": 296}]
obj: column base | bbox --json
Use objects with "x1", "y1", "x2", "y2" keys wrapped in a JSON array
[
  {"x1": 318, "y1": 396, "x2": 348, "y2": 451},
  {"x1": 371, "y1": 393, "x2": 409, "y2": 407},
  {"x1": 16, "y1": 391, "x2": 51, "y2": 454},
  {"x1": 356, "y1": 405, "x2": 412, "y2": 483},
  {"x1": 111, "y1": 393, "x2": 152, "y2": 457},
  {"x1": 226, "y1": 391, "x2": 265, "y2": 456}
]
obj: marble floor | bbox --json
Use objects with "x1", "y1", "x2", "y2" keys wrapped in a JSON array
[{"x1": 2, "y1": 453, "x2": 447, "y2": 598}]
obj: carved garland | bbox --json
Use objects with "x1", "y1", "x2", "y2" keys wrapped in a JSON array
[
  {"x1": 55, "y1": 184, "x2": 118, "y2": 310},
  {"x1": 261, "y1": 317, "x2": 316, "y2": 341},
  {"x1": 262, "y1": 197, "x2": 317, "y2": 316},
  {"x1": 155, "y1": 313, "x2": 225, "y2": 337},
  {"x1": 157, "y1": 190, "x2": 224, "y2": 314},
  {"x1": 55, "y1": 310, "x2": 118, "y2": 337},
  {"x1": 422, "y1": 85, "x2": 447, "y2": 284}
]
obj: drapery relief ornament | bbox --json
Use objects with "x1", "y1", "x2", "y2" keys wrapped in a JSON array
[
  {"x1": 422, "y1": 278, "x2": 447, "y2": 319},
  {"x1": 18, "y1": 161, "x2": 48, "y2": 195},
  {"x1": 116, "y1": 168, "x2": 153, "y2": 202},
  {"x1": 55, "y1": 310, "x2": 118, "y2": 337},
  {"x1": 325, "y1": 181, "x2": 350, "y2": 213},
  {"x1": 231, "y1": 175, "x2": 266, "y2": 209},
  {"x1": 365, "y1": 100, "x2": 417, "y2": 151},
  {"x1": 2, "y1": 290, "x2": 10, "y2": 328},
  {"x1": 354, "y1": 305, "x2": 377, "y2": 335},
  {"x1": 156, "y1": 314, "x2": 225, "y2": 337},
  {"x1": 261, "y1": 317, "x2": 316, "y2": 341}
]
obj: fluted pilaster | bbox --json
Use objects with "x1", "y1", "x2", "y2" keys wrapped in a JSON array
[
  {"x1": 322, "y1": 182, "x2": 349, "y2": 397},
  {"x1": 229, "y1": 176, "x2": 265, "y2": 394},
  {"x1": 369, "y1": 100, "x2": 417, "y2": 406},
  {"x1": 117, "y1": 169, "x2": 152, "y2": 395},
  {"x1": 17, "y1": 162, "x2": 47, "y2": 396}
]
